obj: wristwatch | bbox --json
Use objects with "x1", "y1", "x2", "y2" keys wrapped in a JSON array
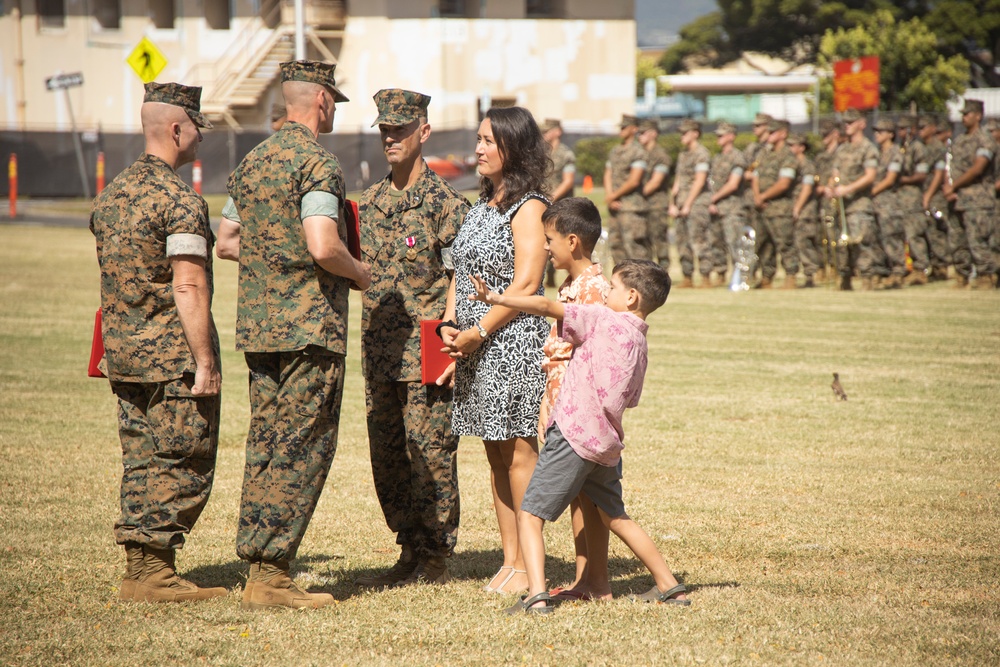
[{"x1": 476, "y1": 322, "x2": 488, "y2": 339}]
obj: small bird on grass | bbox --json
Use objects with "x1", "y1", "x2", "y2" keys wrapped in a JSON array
[{"x1": 831, "y1": 373, "x2": 848, "y2": 401}]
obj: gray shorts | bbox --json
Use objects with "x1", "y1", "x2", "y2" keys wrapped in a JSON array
[{"x1": 520, "y1": 422, "x2": 626, "y2": 522}]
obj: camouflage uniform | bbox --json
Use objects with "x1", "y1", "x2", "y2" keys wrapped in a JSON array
[
  {"x1": 91, "y1": 149, "x2": 220, "y2": 550},
  {"x1": 710, "y1": 144, "x2": 748, "y2": 272},
  {"x1": 873, "y1": 140, "x2": 905, "y2": 279},
  {"x1": 227, "y1": 114, "x2": 352, "y2": 563},
  {"x1": 922, "y1": 136, "x2": 954, "y2": 274},
  {"x1": 814, "y1": 147, "x2": 839, "y2": 271},
  {"x1": 643, "y1": 142, "x2": 672, "y2": 269},
  {"x1": 743, "y1": 138, "x2": 770, "y2": 278},
  {"x1": 546, "y1": 141, "x2": 576, "y2": 199},
  {"x1": 675, "y1": 140, "x2": 715, "y2": 278},
  {"x1": 833, "y1": 137, "x2": 884, "y2": 280},
  {"x1": 360, "y1": 160, "x2": 468, "y2": 559},
  {"x1": 950, "y1": 126, "x2": 999, "y2": 279},
  {"x1": 606, "y1": 140, "x2": 651, "y2": 262},
  {"x1": 792, "y1": 154, "x2": 822, "y2": 280},
  {"x1": 755, "y1": 143, "x2": 800, "y2": 281},
  {"x1": 899, "y1": 135, "x2": 932, "y2": 275}
]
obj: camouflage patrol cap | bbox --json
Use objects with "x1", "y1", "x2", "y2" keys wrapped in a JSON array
[
  {"x1": 638, "y1": 119, "x2": 660, "y2": 133},
  {"x1": 714, "y1": 121, "x2": 737, "y2": 135},
  {"x1": 896, "y1": 115, "x2": 916, "y2": 129},
  {"x1": 768, "y1": 119, "x2": 790, "y2": 133},
  {"x1": 841, "y1": 108, "x2": 864, "y2": 123},
  {"x1": 678, "y1": 119, "x2": 701, "y2": 133},
  {"x1": 371, "y1": 88, "x2": 430, "y2": 127},
  {"x1": 280, "y1": 60, "x2": 349, "y2": 102},
  {"x1": 985, "y1": 117, "x2": 1000, "y2": 132},
  {"x1": 538, "y1": 118, "x2": 562, "y2": 133},
  {"x1": 873, "y1": 118, "x2": 896, "y2": 132},
  {"x1": 962, "y1": 98, "x2": 984, "y2": 115},
  {"x1": 753, "y1": 112, "x2": 773, "y2": 126},
  {"x1": 819, "y1": 118, "x2": 841, "y2": 136},
  {"x1": 917, "y1": 113, "x2": 938, "y2": 128},
  {"x1": 620, "y1": 114, "x2": 639, "y2": 128},
  {"x1": 143, "y1": 82, "x2": 213, "y2": 129},
  {"x1": 786, "y1": 132, "x2": 807, "y2": 146}
]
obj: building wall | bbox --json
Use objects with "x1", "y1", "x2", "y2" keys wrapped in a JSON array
[{"x1": 1, "y1": 0, "x2": 636, "y2": 132}]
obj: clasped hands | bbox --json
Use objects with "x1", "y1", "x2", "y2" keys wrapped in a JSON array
[{"x1": 435, "y1": 275, "x2": 497, "y2": 386}]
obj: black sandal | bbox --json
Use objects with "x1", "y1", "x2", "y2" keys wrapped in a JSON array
[
  {"x1": 504, "y1": 591, "x2": 555, "y2": 615},
  {"x1": 631, "y1": 583, "x2": 691, "y2": 606}
]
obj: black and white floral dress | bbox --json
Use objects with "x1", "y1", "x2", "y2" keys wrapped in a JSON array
[{"x1": 452, "y1": 192, "x2": 549, "y2": 440}]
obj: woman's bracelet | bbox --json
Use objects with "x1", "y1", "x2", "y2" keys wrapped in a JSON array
[{"x1": 435, "y1": 320, "x2": 460, "y2": 338}]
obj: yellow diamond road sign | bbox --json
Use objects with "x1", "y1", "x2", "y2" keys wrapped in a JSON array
[{"x1": 127, "y1": 37, "x2": 167, "y2": 84}]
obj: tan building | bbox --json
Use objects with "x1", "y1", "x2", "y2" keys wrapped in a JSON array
[{"x1": 2, "y1": 0, "x2": 637, "y2": 133}]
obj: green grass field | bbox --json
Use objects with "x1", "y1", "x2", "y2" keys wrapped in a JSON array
[{"x1": 1, "y1": 223, "x2": 998, "y2": 666}]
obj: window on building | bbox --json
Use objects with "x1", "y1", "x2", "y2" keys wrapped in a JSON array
[
  {"x1": 438, "y1": 0, "x2": 466, "y2": 18},
  {"x1": 149, "y1": 0, "x2": 175, "y2": 29},
  {"x1": 92, "y1": 0, "x2": 122, "y2": 29},
  {"x1": 37, "y1": 0, "x2": 66, "y2": 29},
  {"x1": 205, "y1": 0, "x2": 231, "y2": 30}
]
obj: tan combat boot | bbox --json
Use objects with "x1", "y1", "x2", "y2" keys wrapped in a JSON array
[
  {"x1": 904, "y1": 271, "x2": 927, "y2": 286},
  {"x1": 242, "y1": 560, "x2": 334, "y2": 610},
  {"x1": 119, "y1": 542, "x2": 145, "y2": 601},
  {"x1": 781, "y1": 275, "x2": 796, "y2": 289},
  {"x1": 678, "y1": 276, "x2": 694, "y2": 288},
  {"x1": 394, "y1": 555, "x2": 452, "y2": 587},
  {"x1": 861, "y1": 277, "x2": 874, "y2": 291},
  {"x1": 132, "y1": 547, "x2": 227, "y2": 603},
  {"x1": 755, "y1": 277, "x2": 772, "y2": 289},
  {"x1": 971, "y1": 275, "x2": 994, "y2": 290},
  {"x1": 953, "y1": 274, "x2": 969, "y2": 289},
  {"x1": 354, "y1": 545, "x2": 417, "y2": 589}
]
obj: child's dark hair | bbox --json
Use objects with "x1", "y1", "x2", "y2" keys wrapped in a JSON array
[
  {"x1": 612, "y1": 259, "x2": 671, "y2": 313},
  {"x1": 540, "y1": 197, "x2": 602, "y2": 255}
]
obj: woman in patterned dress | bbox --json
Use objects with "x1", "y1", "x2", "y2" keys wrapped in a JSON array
[{"x1": 439, "y1": 106, "x2": 551, "y2": 595}]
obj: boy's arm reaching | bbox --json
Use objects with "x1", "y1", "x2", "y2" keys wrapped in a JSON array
[{"x1": 468, "y1": 275, "x2": 565, "y2": 321}]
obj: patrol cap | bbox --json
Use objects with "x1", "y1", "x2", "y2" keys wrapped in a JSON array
[
  {"x1": 637, "y1": 119, "x2": 660, "y2": 133},
  {"x1": 873, "y1": 118, "x2": 896, "y2": 133},
  {"x1": 768, "y1": 119, "x2": 790, "y2": 133},
  {"x1": 962, "y1": 98, "x2": 985, "y2": 115},
  {"x1": 143, "y1": 82, "x2": 213, "y2": 130},
  {"x1": 841, "y1": 108, "x2": 864, "y2": 123},
  {"x1": 896, "y1": 115, "x2": 916, "y2": 129},
  {"x1": 753, "y1": 112, "x2": 773, "y2": 126},
  {"x1": 714, "y1": 121, "x2": 737, "y2": 135},
  {"x1": 678, "y1": 118, "x2": 701, "y2": 133},
  {"x1": 280, "y1": 60, "x2": 349, "y2": 103},
  {"x1": 917, "y1": 113, "x2": 938, "y2": 128},
  {"x1": 371, "y1": 88, "x2": 430, "y2": 127},
  {"x1": 786, "y1": 132, "x2": 807, "y2": 146},
  {"x1": 538, "y1": 118, "x2": 562, "y2": 133},
  {"x1": 819, "y1": 118, "x2": 841, "y2": 136},
  {"x1": 619, "y1": 114, "x2": 639, "y2": 128},
  {"x1": 985, "y1": 117, "x2": 1000, "y2": 132}
]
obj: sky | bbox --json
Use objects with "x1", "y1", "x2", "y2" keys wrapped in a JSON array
[{"x1": 635, "y1": 0, "x2": 716, "y2": 47}]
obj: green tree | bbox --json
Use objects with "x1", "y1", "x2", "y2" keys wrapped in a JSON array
[
  {"x1": 636, "y1": 54, "x2": 671, "y2": 97},
  {"x1": 816, "y1": 9, "x2": 969, "y2": 111},
  {"x1": 923, "y1": 0, "x2": 1000, "y2": 86}
]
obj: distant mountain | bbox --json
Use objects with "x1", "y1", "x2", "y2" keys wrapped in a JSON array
[{"x1": 635, "y1": 0, "x2": 716, "y2": 48}]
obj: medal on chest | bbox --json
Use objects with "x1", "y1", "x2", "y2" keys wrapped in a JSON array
[{"x1": 405, "y1": 236, "x2": 417, "y2": 260}]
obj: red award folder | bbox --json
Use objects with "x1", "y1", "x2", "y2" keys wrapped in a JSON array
[
  {"x1": 345, "y1": 199, "x2": 361, "y2": 260},
  {"x1": 88, "y1": 308, "x2": 106, "y2": 378},
  {"x1": 420, "y1": 319, "x2": 453, "y2": 385}
]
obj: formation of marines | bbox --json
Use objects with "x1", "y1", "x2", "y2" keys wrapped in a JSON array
[{"x1": 605, "y1": 102, "x2": 1000, "y2": 291}]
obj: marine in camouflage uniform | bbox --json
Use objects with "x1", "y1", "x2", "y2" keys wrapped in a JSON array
[
  {"x1": 919, "y1": 117, "x2": 954, "y2": 280},
  {"x1": 90, "y1": 82, "x2": 226, "y2": 603},
  {"x1": 813, "y1": 119, "x2": 842, "y2": 278},
  {"x1": 788, "y1": 133, "x2": 821, "y2": 287},
  {"x1": 541, "y1": 118, "x2": 576, "y2": 286},
  {"x1": 637, "y1": 119, "x2": 673, "y2": 270},
  {"x1": 753, "y1": 119, "x2": 799, "y2": 288},
  {"x1": 603, "y1": 115, "x2": 651, "y2": 263},
  {"x1": 830, "y1": 109, "x2": 883, "y2": 290},
  {"x1": 708, "y1": 121, "x2": 748, "y2": 278},
  {"x1": 356, "y1": 89, "x2": 468, "y2": 588},
  {"x1": 871, "y1": 118, "x2": 905, "y2": 287},
  {"x1": 743, "y1": 114, "x2": 773, "y2": 281},
  {"x1": 896, "y1": 116, "x2": 933, "y2": 285},
  {"x1": 221, "y1": 61, "x2": 368, "y2": 609},
  {"x1": 987, "y1": 117, "x2": 1000, "y2": 284},
  {"x1": 671, "y1": 119, "x2": 715, "y2": 285},
  {"x1": 944, "y1": 99, "x2": 999, "y2": 288}
]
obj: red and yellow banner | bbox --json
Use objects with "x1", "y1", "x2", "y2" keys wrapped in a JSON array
[{"x1": 833, "y1": 56, "x2": 880, "y2": 112}]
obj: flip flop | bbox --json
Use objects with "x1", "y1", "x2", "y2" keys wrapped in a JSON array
[
  {"x1": 504, "y1": 591, "x2": 555, "y2": 615},
  {"x1": 549, "y1": 588, "x2": 592, "y2": 602},
  {"x1": 483, "y1": 566, "x2": 512, "y2": 593}
]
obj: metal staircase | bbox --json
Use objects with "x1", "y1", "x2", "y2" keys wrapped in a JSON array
[{"x1": 194, "y1": 0, "x2": 345, "y2": 129}]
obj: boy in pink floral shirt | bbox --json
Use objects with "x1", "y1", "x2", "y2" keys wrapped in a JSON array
[
  {"x1": 537, "y1": 198, "x2": 612, "y2": 602},
  {"x1": 469, "y1": 259, "x2": 689, "y2": 615}
]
